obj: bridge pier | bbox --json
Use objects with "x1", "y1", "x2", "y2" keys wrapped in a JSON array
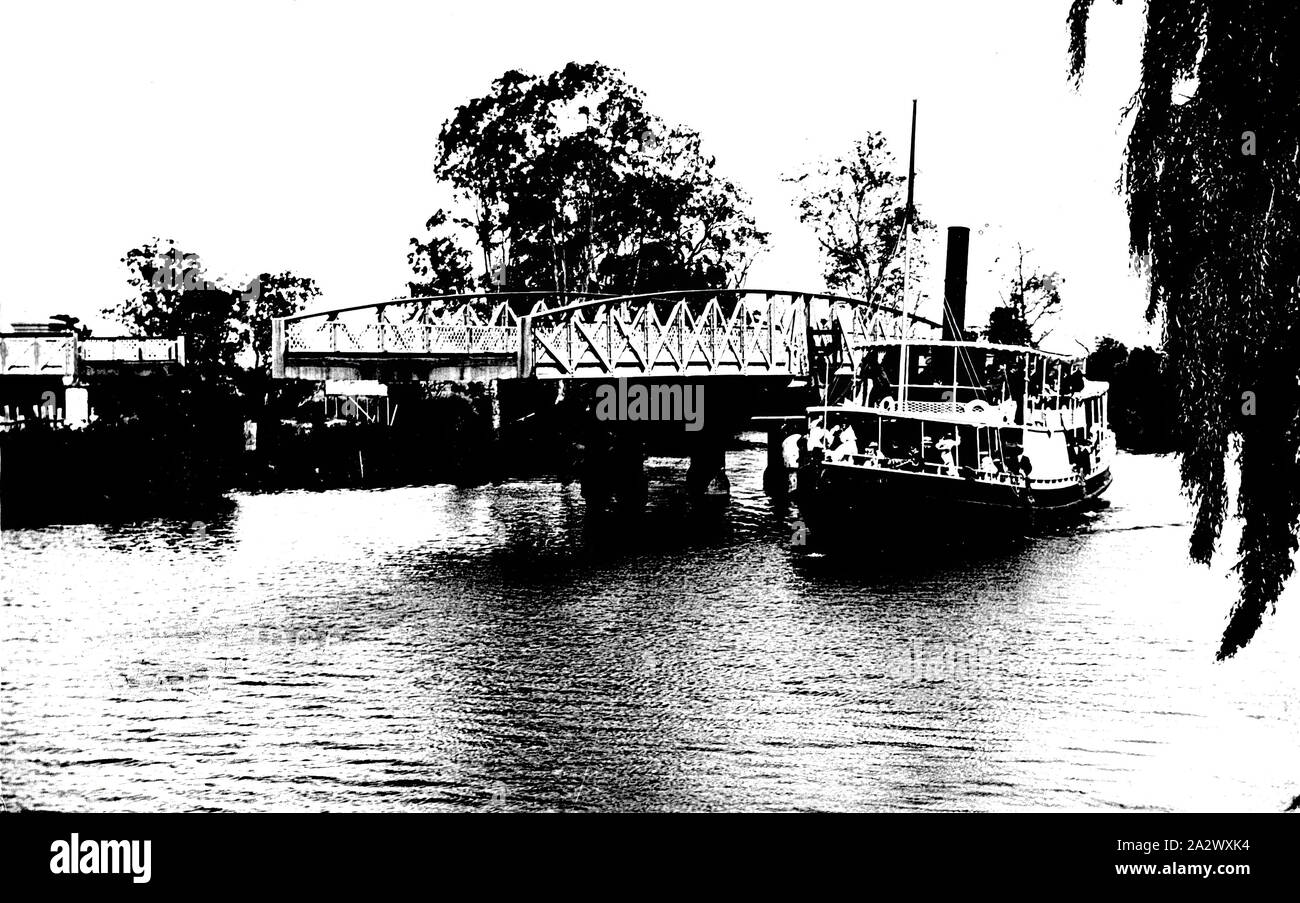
[
  {"x1": 578, "y1": 424, "x2": 646, "y2": 509},
  {"x1": 763, "y1": 424, "x2": 788, "y2": 496},
  {"x1": 686, "y1": 439, "x2": 729, "y2": 498},
  {"x1": 758, "y1": 416, "x2": 803, "y2": 496},
  {"x1": 613, "y1": 431, "x2": 648, "y2": 508}
]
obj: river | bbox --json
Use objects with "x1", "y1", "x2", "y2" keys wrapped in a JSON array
[{"x1": 2, "y1": 447, "x2": 1298, "y2": 811}]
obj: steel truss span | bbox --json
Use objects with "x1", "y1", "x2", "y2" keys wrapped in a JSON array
[{"x1": 272, "y1": 289, "x2": 942, "y2": 382}]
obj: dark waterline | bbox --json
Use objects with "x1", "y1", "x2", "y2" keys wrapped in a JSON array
[{"x1": 2, "y1": 447, "x2": 1298, "y2": 812}]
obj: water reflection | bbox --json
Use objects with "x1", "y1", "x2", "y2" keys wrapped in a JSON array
[{"x1": 1, "y1": 449, "x2": 1298, "y2": 812}]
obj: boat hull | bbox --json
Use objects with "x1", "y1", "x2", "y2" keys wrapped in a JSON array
[{"x1": 796, "y1": 459, "x2": 1111, "y2": 540}]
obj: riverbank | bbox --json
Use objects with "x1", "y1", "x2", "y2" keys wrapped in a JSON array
[{"x1": 0, "y1": 379, "x2": 515, "y2": 528}]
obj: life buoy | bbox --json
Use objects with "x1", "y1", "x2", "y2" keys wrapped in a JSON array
[
  {"x1": 879, "y1": 396, "x2": 895, "y2": 411},
  {"x1": 965, "y1": 400, "x2": 989, "y2": 415}
]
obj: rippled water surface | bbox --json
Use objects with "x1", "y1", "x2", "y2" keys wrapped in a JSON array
[{"x1": 3, "y1": 448, "x2": 1298, "y2": 811}]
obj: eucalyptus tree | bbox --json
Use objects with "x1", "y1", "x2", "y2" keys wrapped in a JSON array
[
  {"x1": 784, "y1": 132, "x2": 934, "y2": 307},
  {"x1": 407, "y1": 209, "x2": 475, "y2": 299},
  {"x1": 111, "y1": 239, "x2": 317, "y2": 379},
  {"x1": 432, "y1": 62, "x2": 767, "y2": 300},
  {"x1": 1069, "y1": 1, "x2": 1300, "y2": 657},
  {"x1": 985, "y1": 244, "x2": 1063, "y2": 348},
  {"x1": 112, "y1": 240, "x2": 250, "y2": 376},
  {"x1": 249, "y1": 271, "x2": 320, "y2": 377}
]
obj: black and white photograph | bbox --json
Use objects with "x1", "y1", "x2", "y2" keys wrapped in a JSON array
[{"x1": 1, "y1": 0, "x2": 1296, "y2": 887}]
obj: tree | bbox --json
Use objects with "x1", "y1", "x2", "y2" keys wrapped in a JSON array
[
  {"x1": 434, "y1": 62, "x2": 767, "y2": 299},
  {"x1": 109, "y1": 239, "x2": 317, "y2": 379},
  {"x1": 407, "y1": 209, "x2": 475, "y2": 299},
  {"x1": 110, "y1": 240, "x2": 249, "y2": 375},
  {"x1": 1086, "y1": 336, "x2": 1177, "y2": 453},
  {"x1": 1069, "y1": 2, "x2": 1300, "y2": 657},
  {"x1": 985, "y1": 307, "x2": 1032, "y2": 347},
  {"x1": 984, "y1": 244, "x2": 1063, "y2": 347},
  {"x1": 1087, "y1": 335, "x2": 1130, "y2": 384},
  {"x1": 249, "y1": 271, "x2": 320, "y2": 376},
  {"x1": 784, "y1": 132, "x2": 934, "y2": 306}
]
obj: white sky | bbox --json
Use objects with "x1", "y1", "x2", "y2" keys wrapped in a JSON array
[{"x1": 0, "y1": 0, "x2": 1158, "y2": 349}]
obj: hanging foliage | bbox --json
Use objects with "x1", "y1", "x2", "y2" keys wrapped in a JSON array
[{"x1": 1069, "y1": 1, "x2": 1300, "y2": 658}]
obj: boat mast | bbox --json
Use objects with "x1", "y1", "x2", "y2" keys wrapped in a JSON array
[{"x1": 897, "y1": 99, "x2": 918, "y2": 408}]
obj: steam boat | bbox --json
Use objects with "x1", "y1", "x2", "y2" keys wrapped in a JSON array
[
  {"x1": 789, "y1": 103, "x2": 1112, "y2": 538},
  {"x1": 796, "y1": 338, "x2": 1113, "y2": 537}
]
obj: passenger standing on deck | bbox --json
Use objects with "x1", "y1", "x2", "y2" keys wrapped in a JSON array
[
  {"x1": 834, "y1": 424, "x2": 859, "y2": 460},
  {"x1": 859, "y1": 352, "x2": 892, "y2": 406},
  {"x1": 995, "y1": 362, "x2": 1011, "y2": 403},
  {"x1": 935, "y1": 436, "x2": 959, "y2": 475},
  {"x1": 1063, "y1": 366, "x2": 1086, "y2": 396},
  {"x1": 808, "y1": 420, "x2": 833, "y2": 451},
  {"x1": 782, "y1": 431, "x2": 801, "y2": 470},
  {"x1": 1008, "y1": 361, "x2": 1027, "y2": 423}
]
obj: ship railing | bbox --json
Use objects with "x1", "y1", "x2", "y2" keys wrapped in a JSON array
[
  {"x1": 893, "y1": 398, "x2": 1018, "y2": 423},
  {"x1": 896, "y1": 399, "x2": 963, "y2": 415},
  {"x1": 1024, "y1": 395, "x2": 1098, "y2": 431},
  {"x1": 877, "y1": 392, "x2": 1102, "y2": 429},
  {"x1": 826, "y1": 451, "x2": 1028, "y2": 486},
  {"x1": 1028, "y1": 475, "x2": 1086, "y2": 487}
]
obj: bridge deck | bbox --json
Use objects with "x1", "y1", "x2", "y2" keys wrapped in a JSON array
[
  {"x1": 272, "y1": 290, "x2": 941, "y2": 383},
  {"x1": 1, "y1": 334, "x2": 185, "y2": 378}
]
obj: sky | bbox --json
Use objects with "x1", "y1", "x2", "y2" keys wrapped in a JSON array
[{"x1": 0, "y1": 0, "x2": 1159, "y2": 349}]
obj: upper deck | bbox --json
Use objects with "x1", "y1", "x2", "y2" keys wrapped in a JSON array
[{"x1": 847, "y1": 339, "x2": 1107, "y2": 431}]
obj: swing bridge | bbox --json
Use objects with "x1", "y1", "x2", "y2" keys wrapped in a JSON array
[
  {"x1": 267, "y1": 288, "x2": 944, "y2": 499},
  {"x1": 269, "y1": 288, "x2": 942, "y2": 385}
]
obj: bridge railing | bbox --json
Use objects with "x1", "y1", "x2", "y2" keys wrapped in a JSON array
[
  {"x1": 0, "y1": 333, "x2": 77, "y2": 376},
  {"x1": 519, "y1": 289, "x2": 942, "y2": 379},
  {"x1": 284, "y1": 319, "x2": 521, "y2": 356},
  {"x1": 521, "y1": 290, "x2": 807, "y2": 378},
  {"x1": 276, "y1": 292, "x2": 611, "y2": 366},
  {"x1": 271, "y1": 288, "x2": 943, "y2": 380},
  {"x1": 80, "y1": 337, "x2": 185, "y2": 364}
]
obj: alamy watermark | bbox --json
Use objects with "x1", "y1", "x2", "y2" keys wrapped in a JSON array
[
  {"x1": 594, "y1": 379, "x2": 704, "y2": 432},
  {"x1": 150, "y1": 247, "x2": 260, "y2": 304},
  {"x1": 883, "y1": 640, "x2": 1070, "y2": 685},
  {"x1": 50, "y1": 834, "x2": 151, "y2": 884}
]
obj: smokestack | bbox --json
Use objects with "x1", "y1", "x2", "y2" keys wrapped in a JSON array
[{"x1": 941, "y1": 226, "x2": 970, "y2": 342}]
